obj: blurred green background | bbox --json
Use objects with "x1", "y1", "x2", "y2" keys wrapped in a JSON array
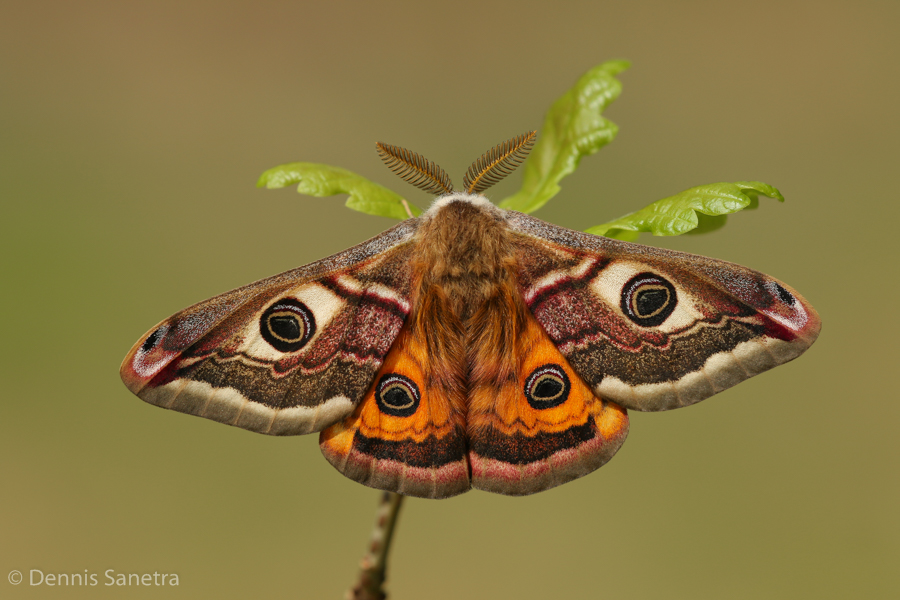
[{"x1": 2, "y1": 1, "x2": 897, "y2": 598}]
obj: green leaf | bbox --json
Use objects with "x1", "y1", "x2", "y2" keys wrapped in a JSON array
[
  {"x1": 585, "y1": 181, "x2": 784, "y2": 241},
  {"x1": 257, "y1": 162, "x2": 421, "y2": 219},
  {"x1": 498, "y1": 60, "x2": 630, "y2": 214}
]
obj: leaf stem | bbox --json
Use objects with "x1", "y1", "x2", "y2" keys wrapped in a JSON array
[
  {"x1": 346, "y1": 492, "x2": 405, "y2": 600},
  {"x1": 399, "y1": 198, "x2": 415, "y2": 219}
]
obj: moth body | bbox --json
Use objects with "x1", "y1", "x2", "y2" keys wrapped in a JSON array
[
  {"x1": 416, "y1": 193, "x2": 517, "y2": 321},
  {"x1": 121, "y1": 137, "x2": 819, "y2": 498}
]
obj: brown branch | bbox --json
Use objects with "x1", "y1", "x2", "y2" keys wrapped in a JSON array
[{"x1": 346, "y1": 492, "x2": 405, "y2": 600}]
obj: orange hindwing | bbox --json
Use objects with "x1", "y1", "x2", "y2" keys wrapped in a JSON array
[{"x1": 320, "y1": 307, "x2": 629, "y2": 498}]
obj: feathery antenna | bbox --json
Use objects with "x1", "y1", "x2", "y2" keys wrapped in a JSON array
[
  {"x1": 375, "y1": 142, "x2": 454, "y2": 196},
  {"x1": 462, "y1": 131, "x2": 536, "y2": 194}
]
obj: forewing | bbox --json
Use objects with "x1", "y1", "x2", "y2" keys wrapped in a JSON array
[
  {"x1": 506, "y1": 212, "x2": 821, "y2": 411},
  {"x1": 120, "y1": 220, "x2": 419, "y2": 435}
]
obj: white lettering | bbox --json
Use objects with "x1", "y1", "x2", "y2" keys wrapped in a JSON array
[
  {"x1": 28, "y1": 569, "x2": 101, "y2": 586},
  {"x1": 29, "y1": 568, "x2": 177, "y2": 586}
]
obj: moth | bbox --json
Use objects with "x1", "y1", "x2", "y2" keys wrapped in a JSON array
[{"x1": 120, "y1": 132, "x2": 820, "y2": 499}]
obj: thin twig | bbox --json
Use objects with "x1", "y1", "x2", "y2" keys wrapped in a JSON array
[{"x1": 346, "y1": 492, "x2": 405, "y2": 600}]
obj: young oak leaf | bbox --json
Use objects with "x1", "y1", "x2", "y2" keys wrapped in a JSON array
[
  {"x1": 586, "y1": 181, "x2": 784, "y2": 241},
  {"x1": 257, "y1": 162, "x2": 422, "y2": 219},
  {"x1": 256, "y1": 63, "x2": 781, "y2": 244},
  {"x1": 498, "y1": 60, "x2": 630, "y2": 214}
]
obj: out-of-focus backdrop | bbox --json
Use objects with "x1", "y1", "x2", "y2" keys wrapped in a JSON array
[{"x1": 2, "y1": 1, "x2": 897, "y2": 598}]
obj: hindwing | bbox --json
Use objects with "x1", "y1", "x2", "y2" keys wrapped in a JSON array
[
  {"x1": 320, "y1": 228, "x2": 630, "y2": 498},
  {"x1": 467, "y1": 311, "x2": 629, "y2": 496},
  {"x1": 319, "y1": 320, "x2": 470, "y2": 498}
]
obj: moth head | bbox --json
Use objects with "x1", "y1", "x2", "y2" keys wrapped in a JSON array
[{"x1": 375, "y1": 131, "x2": 536, "y2": 198}]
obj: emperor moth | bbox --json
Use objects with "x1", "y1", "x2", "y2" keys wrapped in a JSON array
[{"x1": 121, "y1": 133, "x2": 820, "y2": 498}]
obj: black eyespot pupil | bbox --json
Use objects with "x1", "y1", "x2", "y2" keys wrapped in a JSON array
[
  {"x1": 269, "y1": 315, "x2": 301, "y2": 340},
  {"x1": 635, "y1": 288, "x2": 669, "y2": 317},
  {"x1": 534, "y1": 378, "x2": 562, "y2": 399},
  {"x1": 382, "y1": 386, "x2": 412, "y2": 409}
]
